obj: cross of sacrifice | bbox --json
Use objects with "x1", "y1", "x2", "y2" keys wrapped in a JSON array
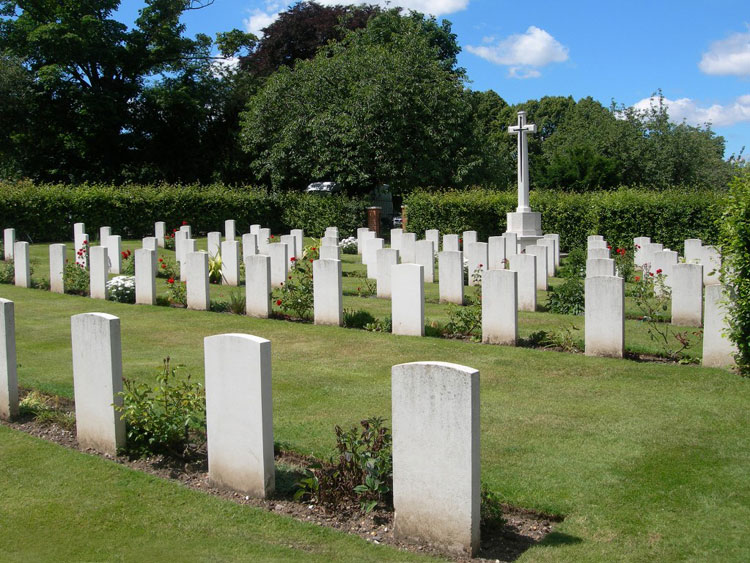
[{"x1": 508, "y1": 111, "x2": 537, "y2": 213}]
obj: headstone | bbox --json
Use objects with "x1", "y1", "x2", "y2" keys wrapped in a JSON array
[
  {"x1": 509, "y1": 254, "x2": 536, "y2": 312},
  {"x1": 3, "y1": 228, "x2": 15, "y2": 260},
  {"x1": 135, "y1": 248, "x2": 157, "y2": 305},
  {"x1": 633, "y1": 236, "x2": 650, "y2": 267},
  {"x1": 703, "y1": 285, "x2": 737, "y2": 368},
  {"x1": 544, "y1": 233, "x2": 561, "y2": 268},
  {"x1": 221, "y1": 240, "x2": 240, "y2": 286},
  {"x1": 174, "y1": 229, "x2": 188, "y2": 263},
  {"x1": 587, "y1": 247, "x2": 610, "y2": 260},
  {"x1": 488, "y1": 236, "x2": 506, "y2": 270},
  {"x1": 425, "y1": 229, "x2": 440, "y2": 251},
  {"x1": 258, "y1": 228, "x2": 271, "y2": 254},
  {"x1": 291, "y1": 229, "x2": 304, "y2": 259},
  {"x1": 364, "y1": 238, "x2": 384, "y2": 278},
  {"x1": 700, "y1": 246, "x2": 721, "y2": 285},
  {"x1": 99, "y1": 226, "x2": 111, "y2": 246},
  {"x1": 539, "y1": 237, "x2": 556, "y2": 276},
  {"x1": 321, "y1": 236, "x2": 338, "y2": 247},
  {"x1": 391, "y1": 361, "x2": 480, "y2": 556},
  {"x1": 439, "y1": 251, "x2": 464, "y2": 305},
  {"x1": 73, "y1": 222, "x2": 85, "y2": 240},
  {"x1": 442, "y1": 234, "x2": 460, "y2": 252},
  {"x1": 324, "y1": 227, "x2": 338, "y2": 240},
  {"x1": 142, "y1": 237, "x2": 157, "y2": 251},
  {"x1": 0, "y1": 299, "x2": 18, "y2": 421},
  {"x1": 268, "y1": 243, "x2": 288, "y2": 288},
  {"x1": 585, "y1": 276, "x2": 624, "y2": 358},
  {"x1": 482, "y1": 270, "x2": 517, "y2": 346},
  {"x1": 106, "y1": 234, "x2": 122, "y2": 274},
  {"x1": 250, "y1": 224, "x2": 261, "y2": 235},
  {"x1": 684, "y1": 238, "x2": 702, "y2": 263},
  {"x1": 186, "y1": 251, "x2": 209, "y2": 311},
  {"x1": 280, "y1": 235, "x2": 297, "y2": 263},
  {"x1": 391, "y1": 228, "x2": 403, "y2": 251},
  {"x1": 641, "y1": 242, "x2": 663, "y2": 273},
  {"x1": 13, "y1": 242, "x2": 30, "y2": 288},
  {"x1": 465, "y1": 242, "x2": 488, "y2": 286},
  {"x1": 204, "y1": 333, "x2": 274, "y2": 498},
  {"x1": 415, "y1": 240, "x2": 435, "y2": 283},
  {"x1": 376, "y1": 248, "x2": 399, "y2": 298},
  {"x1": 70, "y1": 312, "x2": 125, "y2": 455},
  {"x1": 180, "y1": 238, "x2": 197, "y2": 282},
  {"x1": 462, "y1": 231, "x2": 478, "y2": 249},
  {"x1": 74, "y1": 229, "x2": 88, "y2": 267},
  {"x1": 526, "y1": 245, "x2": 548, "y2": 290},
  {"x1": 313, "y1": 259, "x2": 343, "y2": 326},
  {"x1": 504, "y1": 232, "x2": 518, "y2": 257},
  {"x1": 319, "y1": 245, "x2": 339, "y2": 261},
  {"x1": 245, "y1": 255, "x2": 271, "y2": 318},
  {"x1": 225, "y1": 219, "x2": 236, "y2": 241},
  {"x1": 588, "y1": 240, "x2": 608, "y2": 251},
  {"x1": 652, "y1": 250, "x2": 679, "y2": 284},
  {"x1": 671, "y1": 263, "x2": 703, "y2": 326},
  {"x1": 207, "y1": 232, "x2": 222, "y2": 258},
  {"x1": 587, "y1": 235, "x2": 604, "y2": 246},
  {"x1": 586, "y1": 258, "x2": 615, "y2": 278},
  {"x1": 49, "y1": 244, "x2": 66, "y2": 294},
  {"x1": 242, "y1": 233, "x2": 258, "y2": 261},
  {"x1": 180, "y1": 224, "x2": 192, "y2": 239},
  {"x1": 400, "y1": 232, "x2": 417, "y2": 264},
  {"x1": 357, "y1": 227, "x2": 372, "y2": 255},
  {"x1": 155, "y1": 221, "x2": 166, "y2": 248},
  {"x1": 89, "y1": 246, "x2": 108, "y2": 299},
  {"x1": 392, "y1": 264, "x2": 424, "y2": 336}
]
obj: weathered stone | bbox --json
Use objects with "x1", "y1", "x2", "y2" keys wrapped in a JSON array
[
  {"x1": 586, "y1": 258, "x2": 615, "y2": 278},
  {"x1": 89, "y1": 246, "x2": 108, "y2": 299},
  {"x1": 415, "y1": 240, "x2": 435, "y2": 283},
  {"x1": 671, "y1": 263, "x2": 703, "y2": 326},
  {"x1": 142, "y1": 237, "x2": 157, "y2": 251},
  {"x1": 321, "y1": 236, "x2": 338, "y2": 247},
  {"x1": 482, "y1": 270, "x2": 517, "y2": 345},
  {"x1": 0, "y1": 299, "x2": 18, "y2": 420},
  {"x1": 221, "y1": 240, "x2": 240, "y2": 286},
  {"x1": 587, "y1": 247, "x2": 610, "y2": 260},
  {"x1": 225, "y1": 219, "x2": 236, "y2": 241},
  {"x1": 392, "y1": 264, "x2": 424, "y2": 336},
  {"x1": 684, "y1": 238, "x2": 702, "y2": 263},
  {"x1": 585, "y1": 276, "x2": 624, "y2": 358},
  {"x1": 376, "y1": 248, "x2": 399, "y2": 298},
  {"x1": 3, "y1": 228, "x2": 15, "y2": 260},
  {"x1": 400, "y1": 233, "x2": 417, "y2": 264},
  {"x1": 526, "y1": 245, "x2": 548, "y2": 290},
  {"x1": 268, "y1": 243, "x2": 288, "y2": 288},
  {"x1": 49, "y1": 244, "x2": 66, "y2": 294},
  {"x1": 702, "y1": 284, "x2": 737, "y2": 368},
  {"x1": 438, "y1": 251, "x2": 463, "y2": 304},
  {"x1": 186, "y1": 251, "x2": 209, "y2": 310},
  {"x1": 314, "y1": 259, "x2": 343, "y2": 326},
  {"x1": 442, "y1": 234, "x2": 460, "y2": 252},
  {"x1": 135, "y1": 248, "x2": 156, "y2": 305},
  {"x1": 245, "y1": 255, "x2": 271, "y2": 318},
  {"x1": 320, "y1": 245, "x2": 339, "y2": 260},
  {"x1": 324, "y1": 227, "x2": 338, "y2": 240},
  {"x1": 465, "y1": 242, "x2": 488, "y2": 286},
  {"x1": 425, "y1": 229, "x2": 440, "y2": 251},
  {"x1": 155, "y1": 221, "x2": 166, "y2": 247},
  {"x1": 509, "y1": 254, "x2": 536, "y2": 312},
  {"x1": 488, "y1": 236, "x2": 506, "y2": 270}
]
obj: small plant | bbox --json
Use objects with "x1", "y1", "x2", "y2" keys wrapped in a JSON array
[
  {"x1": 120, "y1": 249, "x2": 135, "y2": 275},
  {"x1": 480, "y1": 485, "x2": 507, "y2": 531},
  {"x1": 208, "y1": 252, "x2": 223, "y2": 284},
  {"x1": 107, "y1": 275, "x2": 136, "y2": 304},
  {"x1": 343, "y1": 309, "x2": 376, "y2": 329},
  {"x1": 0, "y1": 260, "x2": 14, "y2": 284},
  {"x1": 64, "y1": 262, "x2": 89, "y2": 295},
  {"x1": 547, "y1": 277, "x2": 585, "y2": 315},
  {"x1": 164, "y1": 229, "x2": 177, "y2": 250},
  {"x1": 166, "y1": 277, "x2": 187, "y2": 306},
  {"x1": 156, "y1": 256, "x2": 177, "y2": 279},
  {"x1": 612, "y1": 246, "x2": 634, "y2": 282},
  {"x1": 227, "y1": 289, "x2": 246, "y2": 315},
  {"x1": 445, "y1": 267, "x2": 482, "y2": 338},
  {"x1": 272, "y1": 253, "x2": 314, "y2": 320},
  {"x1": 364, "y1": 315, "x2": 392, "y2": 332},
  {"x1": 114, "y1": 357, "x2": 206, "y2": 458},
  {"x1": 355, "y1": 278, "x2": 376, "y2": 297},
  {"x1": 295, "y1": 417, "x2": 393, "y2": 513},
  {"x1": 19, "y1": 390, "x2": 76, "y2": 430},
  {"x1": 340, "y1": 236, "x2": 357, "y2": 254},
  {"x1": 558, "y1": 247, "x2": 586, "y2": 279}
]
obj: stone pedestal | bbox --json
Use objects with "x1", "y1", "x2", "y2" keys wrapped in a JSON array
[{"x1": 506, "y1": 211, "x2": 542, "y2": 251}]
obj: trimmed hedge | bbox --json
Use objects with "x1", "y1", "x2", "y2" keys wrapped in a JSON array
[
  {"x1": 404, "y1": 187, "x2": 726, "y2": 252},
  {"x1": 0, "y1": 182, "x2": 368, "y2": 242}
]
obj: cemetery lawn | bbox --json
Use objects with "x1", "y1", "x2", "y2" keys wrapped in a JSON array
[{"x1": 4, "y1": 240, "x2": 748, "y2": 561}]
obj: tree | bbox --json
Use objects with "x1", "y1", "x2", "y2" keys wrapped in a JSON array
[{"x1": 240, "y1": 12, "x2": 472, "y2": 194}]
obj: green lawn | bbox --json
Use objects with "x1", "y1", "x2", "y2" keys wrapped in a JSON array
[{"x1": 1, "y1": 239, "x2": 748, "y2": 561}]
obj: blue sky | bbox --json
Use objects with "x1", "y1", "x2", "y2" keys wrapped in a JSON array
[{"x1": 118, "y1": 0, "x2": 750, "y2": 158}]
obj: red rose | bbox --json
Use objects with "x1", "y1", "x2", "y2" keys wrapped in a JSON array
[
  {"x1": 635, "y1": 276, "x2": 641, "y2": 282},
  {"x1": 290, "y1": 256, "x2": 296, "y2": 262},
  {"x1": 182, "y1": 220, "x2": 187, "y2": 225},
  {"x1": 649, "y1": 272, "x2": 654, "y2": 277},
  {"x1": 161, "y1": 263, "x2": 166, "y2": 269},
  {"x1": 656, "y1": 268, "x2": 662, "y2": 274},
  {"x1": 607, "y1": 245, "x2": 612, "y2": 250},
  {"x1": 276, "y1": 299, "x2": 282, "y2": 306},
  {"x1": 311, "y1": 247, "x2": 316, "y2": 251},
  {"x1": 167, "y1": 277, "x2": 174, "y2": 284},
  {"x1": 158, "y1": 258, "x2": 163, "y2": 262},
  {"x1": 478, "y1": 263, "x2": 483, "y2": 268}
]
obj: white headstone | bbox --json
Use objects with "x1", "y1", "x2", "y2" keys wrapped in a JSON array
[
  {"x1": 702, "y1": 284, "x2": 737, "y2": 368},
  {"x1": 89, "y1": 246, "x2": 108, "y2": 299},
  {"x1": 245, "y1": 255, "x2": 271, "y2": 318},
  {"x1": 3, "y1": 228, "x2": 15, "y2": 260},
  {"x1": 392, "y1": 264, "x2": 424, "y2": 336},
  {"x1": 258, "y1": 228, "x2": 271, "y2": 254},
  {"x1": 509, "y1": 254, "x2": 536, "y2": 312},
  {"x1": 174, "y1": 229, "x2": 188, "y2": 263},
  {"x1": 488, "y1": 236, "x2": 506, "y2": 270},
  {"x1": 321, "y1": 236, "x2": 338, "y2": 247},
  {"x1": 700, "y1": 246, "x2": 721, "y2": 285},
  {"x1": 462, "y1": 231, "x2": 478, "y2": 249},
  {"x1": 587, "y1": 247, "x2": 610, "y2": 260},
  {"x1": 671, "y1": 263, "x2": 703, "y2": 326},
  {"x1": 357, "y1": 227, "x2": 372, "y2": 255},
  {"x1": 482, "y1": 270, "x2": 517, "y2": 346},
  {"x1": 391, "y1": 228, "x2": 403, "y2": 251},
  {"x1": 155, "y1": 221, "x2": 166, "y2": 248},
  {"x1": 400, "y1": 232, "x2": 417, "y2": 264},
  {"x1": 74, "y1": 230, "x2": 88, "y2": 267},
  {"x1": 586, "y1": 258, "x2": 615, "y2": 278},
  {"x1": 99, "y1": 226, "x2": 111, "y2": 246},
  {"x1": 291, "y1": 229, "x2": 304, "y2": 259},
  {"x1": 539, "y1": 237, "x2": 556, "y2": 276},
  {"x1": 324, "y1": 227, "x2": 338, "y2": 240},
  {"x1": 73, "y1": 222, "x2": 85, "y2": 239},
  {"x1": 641, "y1": 242, "x2": 663, "y2": 273},
  {"x1": 544, "y1": 233, "x2": 561, "y2": 268},
  {"x1": 364, "y1": 238, "x2": 384, "y2": 278},
  {"x1": 633, "y1": 236, "x2": 650, "y2": 267},
  {"x1": 12, "y1": 242, "x2": 29, "y2": 288},
  {"x1": 224, "y1": 219, "x2": 236, "y2": 241},
  {"x1": 652, "y1": 250, "x2": 679, "y2": 284},
  {"x1": 587, "y1": 235, "x2": 604, "y2": 245},
  {"x1": 49, "y1": 244, "x2": 66, "y2": 294},
  {"x1": 684, "y1": 238, "x2": 702, "y2": 263},
  {"x1": 221, "y1": 240, "x2": 240, "y2": 286},
  {"x1": 180, "y1": 238, "x2": 197, "y2": 282},
  {"x1": 313, "y1": 259, "x2": 343, "y2": 326},
  {"x1": 242, "y1": 233, "x2": 258, "y2": 261},
  {"x1": 268, "y1": 243, "x2": 288, "y2": 288},
  {"x1": 204, "y1": 333, "x2": 274, "y2": 498},
  {"x1": 250, "y1": 224, "x2": 261, "y2": 235},
  {"x1": 415, "y1": 240, "x2": 435, "y2": 283},
  {"x1": 280, "y1": 235, "x2": 297, "y2": 263},
  {"x1": 135, "y1": 248, "x2": 156, "y2": 305},
  {"x1": 465, "y1": 242, "x2": 488, "y2": 287},
  {"x1": 319, "y1": 245, "x2": 339, "y2": 261},
  {"x1": 376, "y1": 248, "x2": 399, "y2": 298},
  {"x1": 106, "y1": 234, "x2": 122, "y2": 274},
  {"x1": 585, "y1": 276, "x2": 624, "y2": 358},
  {"x1": 425, "y1": 229, "x2": 440, "y2": 251},
  {"x1": 391, "y1": 361, "x2": 480, "y2": 556},
  {"x1": 207, "y1": 232, "x2": 222, "y2": 258},
  {"x1": 142, "y1": 237, "x2": 157, "y2": 251},
  {"x1": 71, "y1": 312, "x2": 125, "y2": 455},
  {"x1": 0, "y1": 299, "x2": 18, "y2": 421},
  {"x1": 186, "y1": 251, "x2": 209, "y2": 311},
  {"x1": 504, "y1": 232, "x2": 517, "y2": 257},
  {"x1": 439, "y1": 251, "x2": 463, "y2": 304},
  {"x1": 526, "y1": 245, "x2": 548, "y2": 290},
  {"x1": 442, "y1": 234, "x2": 459, "y2": 252}
]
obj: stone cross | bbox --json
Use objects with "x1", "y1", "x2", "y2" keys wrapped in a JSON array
[{"x1": 508, "y1": 111, "x2": 537, "y2": 213}]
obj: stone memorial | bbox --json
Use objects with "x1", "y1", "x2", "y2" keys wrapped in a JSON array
[
  {"x1": 291, "y1": 229, "x2": 304, "y2": 259},
  {"x1": 539, "y1": 237, "x2": 556, "y2": 275},
  {"x1": 280, "y1": 235, "x2": 297, "y2": 263},
  {"x1": 526, "y1": 245, "x2": 548, "y2": 290},
  {"x1": 71, "y1": 312, "x2": 126, "y2": 455},
  {"x1": 442, "y1": 234, "x2": 460, "y2": 252},
  {"x1": 400, "y1": 232, "x2": 417, "y2": 264},
  {"x1": 319, "y1": 245, "x2": 339, "y2": 261},
  {"x1": 439, "y1": 251, "x2": 464, "y2": 304},
  {"x1": 482, "y1": 270, "x2": 518, "y2": 345},
  {"x1": 586, "y1": 258, "x2": 615, "y2": 278},
  {"x1": 74, "y1": 227, "x2": 88, "y2": 267},
  {"x1": 204, "y1": 333, "x2": 275, "y2": 498},
  {"x1": 13, "y1": 242, "x2": 30, "y2": 288},
  {"x1": 700, "y1": 246, "x2": 721, "y2": 285},
  {"x1": 504, "y1": 232, "x2": 518, "y2": 257},
  {"x1": 314, "y1": 259, "x2": 343, "y2": 326},
  {"x1": 321, "y1": 236, "x2": 338, "y2": 247},
  {"x1": 106, "y1": 234, "x2": 122, "y2": 274},
  {"x1": 221, "y1": 240, "x2": 240, "y2": 286},
  {"x1": 506, "y1": 111, "x2": 542, "y2": 251},
  {"x1": 135, "y1": 248, "x2": 157, "y2": 305},
  {"x1": 258, "y1": 228, "x2": 271, "y2": 254},
  {"x1": 245, "y1": 255, "x2": 271, "y2": 318},
  {"x1": 155, "y1": 221, "x2": 166, "y2": 247},
  {"x1": 544, "y1": 233, "x2": 561, "y2": 268},
  {"x1": 415, "y1": 240, "x2": 435, "y2": 283},
  {"x1": 392, "y1": 264, "x2": 424, "y2": 336},
  {"x1": 391, "y1": 228, "x2": 403, "y2": 251},
  {"x1": 324, "y1": 227, "x2": 338, "y2": 240},
  {"x1": 671, "y1": 263, "x2": 703, "y2": 326},
  {"x1": 0, "y1": 298, "x2": 18, "y2": 421},
  {"x1": 142, "y1": 237, "x2": 157, "y2": 251},
  {"x1": 207, "y1": 232, "x2": 222, "y2": 257},
  {"x1": 376, "y1": 248, "x2": 399, "y2": 298},
  {"x1": 49, "y1": 244, "x2": 66, "y2": 294},
  {"x1": 268, "y1": 243, "x2": 288, "y2": 288},
  {"x1": 180, "y1": 238, "x2": 197, "y2": 281},
  {"x1": 488, "y1": 236, "x2": 506, "y2": 270},
  {"x1": 684, "y1": 238, "x2": 702, "y2": 263},
  {"x1": 363, "y1": 238, "x2": 384, "y2": 278},
  {"x1": 425, "y1": 229, "x2": 440, "y2": 251},
  {"x1": 509, "y1": 254, "x2": 536, "y2": 312},
  {"x1": 462, "y1": 231, "x2": 478, "y2": 249},
  {"x1": 357, "y1": 227, "x2": 372, "y2": 255},
  {"x1": 391, "y1": 361, "x2": 480, "y2": 556},
  {"x1": 585, "y1": 276, "x2": 624, "y2": 358},
  {"x1": 225, "y1": 219, "x2": 236, "y2": 241},
  {"x1": 641, "y1": 242, "x2": 663, "y2": 272},
  {"x1": 186, "y1": 251, "x2": 210, "y2": 310},
  {"x1": 250, "y1": 224, "x2": 261, "y2": 235},
  {"x1": 3, "y1": 228, "x2": 15, "y2": 260},
  {"x1": 99, "y1": 226, "x2": 111, "y2": 245},
  {"x1": 702, "y1": 284, "x2": 737, "y2": 368},
  {"x1": 587, "y1": 247, "x2": 610, "y2": 260},
  {"x1": 633, "y1": 236, "x2": 650, "y2": 267},
  {"x1": 465, "y1": 242, "x2": 488, "y2": 286},
  {"x1": 242, "y1": 233, "x2": 258, "y2": 260}
]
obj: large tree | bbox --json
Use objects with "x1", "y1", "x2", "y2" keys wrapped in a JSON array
[{"x1": 240, "y1": 11, "x2": 471, "y2": 195}]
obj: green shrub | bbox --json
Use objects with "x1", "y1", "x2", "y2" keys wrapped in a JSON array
[
  {"x1": 557, "y1": 248, "x2": 586, "y2": 279},
  {"x1": 719, "y1": 174, "x2": 750, "y2": 374},
  {"x1": 63, "y1": 262, "x2": 88, "y2": 295},
  {"x1": 547, "y1": 277, "x2": 585, "y2": 315},
  {"x1": 343, "y1": 309, "x2": 376, "y2": 329},
  {"x1": 0, "y1": 260, "x2": 14, "y2": 284}
]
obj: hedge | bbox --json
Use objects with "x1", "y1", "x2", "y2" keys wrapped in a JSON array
[
  {"x1": 0, "y1": 182, "x2": 368, "y2": 242},
  {"x1": 404, "y1": 187, "x2": 727, "y2": 252}
]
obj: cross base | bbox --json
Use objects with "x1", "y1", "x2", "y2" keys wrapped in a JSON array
[{"x1": 506, "y1": 211, "x2": 543, "y2": 253}]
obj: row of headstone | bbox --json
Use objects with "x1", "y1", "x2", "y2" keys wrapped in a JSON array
[{"x1": 634, "y1": 236, "x2": 720, "y2": 286}]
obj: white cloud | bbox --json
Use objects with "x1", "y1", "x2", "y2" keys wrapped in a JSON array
[
  {"x1": 243, "y1": 1, "x2": 285, "y2": 37},
  {"x1": 315, "y1": 0, "x2": 469, "y2": 17},
  {"x1": 466, "y1": 26, "x2": 568, "y2": 79},
  {"x1": 631, "y1": 94, "x2": 750, "y2": 128},
  {"x1": 699, "y1": 30, "x2": 750, "y2": 76}
]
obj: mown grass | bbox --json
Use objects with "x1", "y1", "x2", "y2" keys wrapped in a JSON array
[{"x1": 2, "y1": 238, "x2": 748, "y2": 561}]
